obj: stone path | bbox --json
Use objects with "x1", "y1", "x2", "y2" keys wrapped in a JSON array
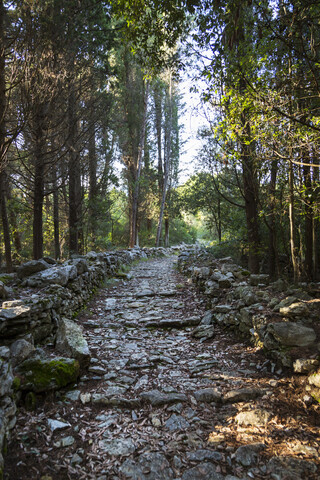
[{"x1": 4, "y1": 256, "x2": 319, "y2": 479}]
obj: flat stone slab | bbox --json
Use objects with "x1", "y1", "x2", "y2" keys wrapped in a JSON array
[
  {"x1": 165, "y1": 414, "x2": 190, "y2": 431},
  {"x1": 99, "y1": 437, "x2": 136, "y2": 456},
  {"x1": 194, "y1": 388, "x2": 222, "y2": 403},
  {"x1": 120, "y1": 452, "x2": 174, "y2": 479},
  {"x1": 223, "y1": 387, "x2": 262, "y2": 404},
  {"x1": 235, "y1": 408, "x2": 272, "y2": 426},
  {"x1": 181, "y1": 462, "x2": 224, "y2": 480},
  {"x1": 140, "y1": 389, "x2": 188, "y2": 406}
]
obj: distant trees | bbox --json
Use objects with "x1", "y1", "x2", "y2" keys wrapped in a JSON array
[
  {"x1": 0, "y1": 0, "x2": 187, "y2": 269},
  {"x1": 186, "y1": 0, "x2": 320, "y2": 280}
]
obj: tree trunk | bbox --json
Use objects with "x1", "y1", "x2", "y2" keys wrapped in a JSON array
[
  {"x1": 303, "y1": 152, "x2": 313, "y2": 280},
  {"x1": 289, "y1": 158, "x2": 299, "y2": 282},
  {"x1": 32, "y1": 106, "x2": 45, "y2": 260},
  {"x1": 164, "y1": 215, "x2": 169, "y2": 247},
  {"x1": 268, "y1": 158, "x2": 278, "y2": 278},
  {"x1": 129, "y1": 81, "x2": 149, "y2": 248},
  {"x1": 68, "y1": 76, "x2": 81, "y2": 255},
  {"x1": 217, "y1": 196, "x2": 222, "y2": 243},
  {"x1": 88, "y1": 119, "x2": 97, "y2": 248},
  {"x1": 156, "y1": 73, "x2": 172, "y2": 247},
  {"x1": 241, "y1": 118, "x2": 260, "y2": 273},
  {"x1": 0, "y1": 171, "x2": 12, "y2": 272},
  {"x1": 0, "y1": 1, "x2": 12, "y2": 271},
  {"x1": 53, "y1": 166, "x2": 60, "y2": 259}
]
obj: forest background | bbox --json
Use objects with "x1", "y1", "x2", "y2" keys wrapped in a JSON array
[{"x1": 0, "y1": 0, "x2": 319, "y2": 283}]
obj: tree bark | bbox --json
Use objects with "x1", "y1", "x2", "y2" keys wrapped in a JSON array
[
  {"x1": 303, "y1": 151, "x2": 313, "y2": 280},
  {"x1": 289, "y1": 158, "x2": 299, "y2": 282},
  {"x1": 0, "y1": 1, "x2": 12, "y2": 271},
  {"x1": 68, "y1": 75, "x2": 81, "y2": 255},
  {"x1": 241, "y1": 118, "x2": 260, "y2": 273},
  {"x1": 268, "y1": 158, "x2": 278, "y2": 278},
  {"x1": 156, "y1": 73, "x2": 172, "y2": 247},
  {"x1": 53, "y1": 165, "x2": 60, "y2": 259},
  {"x1": 32, "y1": 105, "x2": 45, "y2": 259},
  {"x1": 88, "y1": 119, "x2": 97, "y2": 248},
  {"x1": 129, "y1": 81, "x2": 149, "y2": 248}
]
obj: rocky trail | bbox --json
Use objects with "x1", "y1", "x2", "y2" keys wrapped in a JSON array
[{"x1": 4, "y1": 256, "x2": 320, "y2": 480}]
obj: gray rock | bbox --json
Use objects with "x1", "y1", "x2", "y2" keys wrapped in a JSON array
[
  {"x1": 186, "y1": 449, "x2": 222, "y2": 462},
  {"x1": 268, "y1": 322, "x2": 316, "y2": 347},
  {"x1": 10, "y1": 339, "x2": 34, "y2": 367},
  {"x1": 194, "y1": 388, "x2": 222, "y2": 403},
  {"x1": 211, "y1": 272, "x2": 232, "y2": 288},
  {"x1": 0, "y1": 281, "x2": 9, "y2": 299},
  {"x1": 120, "y1": 452, "x2": 174, "y2": 480},
  {"x1": 235, "y1": 409, "x2": 272, "y2": 426},
  {"x1": 0, "y1": 346, "x2": 10, "y2": 359},
  {"x1": 236, "y1": 286, "x2": 258, "y2": 306},
  {"x1": 54, "y1": 435, "x2": 75, "y2": 448},
  {"x1": 165, "y1": 414, "x2": 190, "y2": 431},
  {"x1": 0, "y1": 303, "x2": 31, "y2": 320},
  {"x1": 64, "y1": 390, "x2": 81, "y2": 401},
  {"x1": 181, "y1": 462, "x2": 224, "y2": 480},
  {"x1": 48, "y1": 419, "x2": 71, "y2": 432},
  {"x1": 35, "y1": 264, "x2": 78, "y2": 286},
  {"x1": 16, "y1": 354, "x2": 80, "y2": 392},
  {"x1": 280, "y1": 301, "x2": 309, "y2": 317},
  {"x1": 223, "y1": 388, "x2": 262, "y2": 404},
  {"x1": 158, "y1": 317, "x2": 200, "y2": 328},
  {"x1": 56, "y1": 317, "x2": 91, "y2": 367},
  {"x1": 214, "y1": 304, "x2": 232, "y2": 313},
  {"x1": 92, "y1": 393, "x2": 140, "y2": 409},
  {"x1": 70, "y1": 258, "x2": 89, "y2": 275},
  {"x1": 99, "y1": 437, "x2": 136, "y2": 456},
  {"x1": 71, "y1": 453, "x2": 83, "y2": 465},
  {"x1": 234, "y1": 443, "x2": 265, "y2": 466},
  {"x1": 191, "y1": 324, "x2": 215, "y2": 339},
  {"x1": 140, "y1": 389, "x2": 187, "y2": 406},
  {"x1": 267, "y1": 455, "x2": 317, "y2": 479},
  {"x1": 200, "y1": 310, "x2": 214, "y2": 325},
  {"x1": 17, "y1": 259, "x2": 50, "y2": 279}
]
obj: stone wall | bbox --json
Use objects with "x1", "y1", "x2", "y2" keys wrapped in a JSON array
[
  {"x1": 0, "y1": 246, "x2": 172, "y2": 478},
  {"x1": 178, "y1": 248, "x2": 320, "y2": 400}
]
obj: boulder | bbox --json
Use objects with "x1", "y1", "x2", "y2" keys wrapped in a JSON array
[
  {"x1": 10, "y1": 339, "x2": 34, "y2": 367},
  {"x1": 194, "y1": 388, "x2": 222, "y2": 403},
  {"x1": 34, "y1": 265, "x2": 78, "y2": 286},
  {"x1": 268, "y1": 322, "x2": 316, "y2": 347},
  {"x1": 191, "y1": 324, "x2": 215, "y2": 340},
  {"x1": 234, "y1": 443, "x2": 265, "y2": 466},
  {"x1": 200, "y1": 310, "x2": 214, "y2": 325},
  {"x1": 55, "y1": 318, "x2": 90, "y2": 367},
  {"x1": 120, "y1": 452, "x2": 174, "y2": 480},
  {"x1": 0, "y1": 281, "x2": 9, "y2": 300},
  {"x1": 140, "y1": 389, "x2": 187, "y2": 406},
  {"x1": 69, "y1": 258, "x2": 89, "y2": 275},
  {"x1": 235, "y1": 408, "x2": 272, "y2": 426},
  {"x1": 15, "y1": 353, "x2": 80, "y2": 392},
  {"x1": 280, "y1": 301, "x2": 309, "y2": 317},
  {"x1": 17, "y1": 259, "x2": 50, "y2": 279},
  {"x1": 267, "y1": 456, "x2": 317, "y2": 479},
  {"x1": 211, "y1": 271, "x2": 232, "y2": 288}
]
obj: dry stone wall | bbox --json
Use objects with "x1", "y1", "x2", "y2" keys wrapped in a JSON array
[
  {"x1": 0, "y1": 246, "x2": 172, "y2": 478},
  {"x1": 178, "y1": 248, "x2": 320, "y2": 401}
]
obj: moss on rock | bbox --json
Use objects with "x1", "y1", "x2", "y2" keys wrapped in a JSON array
[{"x1": 16, "y1": 356, "x2": 80, "y2": 393}]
